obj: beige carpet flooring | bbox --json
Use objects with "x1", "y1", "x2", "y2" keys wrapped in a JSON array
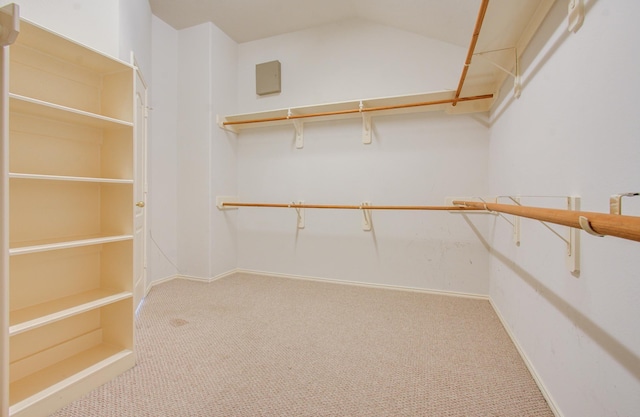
[{"x1": 51, "y1": 273, "x2": 553, "y2": 416}]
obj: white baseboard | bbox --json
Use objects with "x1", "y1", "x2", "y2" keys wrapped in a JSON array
[
  {"x1": 489, "y1": 299, "x2": 563, "y2": 417},
  {"x1": 145, "y1": 269, "x2": 238, "y2": 293},
  {"x1": 236, "y1": 268, "x2": 489, "y2": 300}
]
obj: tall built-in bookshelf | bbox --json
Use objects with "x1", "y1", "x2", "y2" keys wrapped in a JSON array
[{"x1": 1, "y1": 6, "x2": 135, "y2": 416}]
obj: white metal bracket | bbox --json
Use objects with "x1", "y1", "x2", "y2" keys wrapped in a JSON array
[
  {"x1": 0, "y1": 3, "x2": 20, "y2": 47},
  {"x1": 567, "y1": 196, "x2": 580, "y2": 276},
  {"x1": 216, "y1": 195, "x2": 239, "y2": 210},
  {"x1": 361, "y1": 201, "x2": 372, "y2": 231},
  {"x1": 609, "y1": 192, "x2": 639, "y2": 215},
  {"x1": 292, "y1": 201, "x2": 304, "y2": 229},
  {"x1": 362, "y1": 113, "x2": 372, "y2": 144},
  {"x1": 512, "y1": 197, "x2": 521, "y2": 246},
  {"x1": 567, "y1": 0, "x2": 585, "y2": 33},
  {"x1": 293, "y1": 119, "x2": 304, "y2": 149},
  {"x1": 474, "y1": 47, "x2": 521, "y2": 99},
  {"x1": 360, "y1": 101, "x2": 372, "y2": 145},
  {"x1": 445, "y1": 196, "x2": 497, "y2": 213},
  {"x1": 498, "y1": 196, "x2": 580, "y2": 275},
  {"x1": 216, "y1": 115, "x2": 239, "y2": 134}
]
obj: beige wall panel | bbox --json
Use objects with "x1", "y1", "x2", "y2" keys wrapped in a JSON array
[
  {"x1": 9, "y1": 310, "x2": 100, "y2": 364},
  {"x1": 101, "y1": 70, "x2": 133, "y2": 122},
  {"x1": 100, "y1": 240, "x2": 132, "y2": 292},
  {"x1": 100, "y1": 300, "x2": 133, "y2": 349},
  {"x1": 9, "y1": 112, "x2": 102, "y2": 177},
  {"x1": 9, "y1": 246, "x2": 102, "y2": 311},
  {"x1": 101, "y1": 127, "x2": 133, "y2": 179},
  {"x1": 100, "y1": 183, "x2": 133, "y2": 236},
  {"x1": 9, "y1": 330, "x2": 102, "y2": 383},
  {"x1": 9, "y1": 181, "x2": 101, "y2": 245},
  {"x1": 10, "y1": 45, "x2": 101, "y2": 114}
]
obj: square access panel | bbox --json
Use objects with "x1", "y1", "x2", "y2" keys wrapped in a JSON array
[{"x1": 256, "y1": 60, "x2": 281, "y2": 96}]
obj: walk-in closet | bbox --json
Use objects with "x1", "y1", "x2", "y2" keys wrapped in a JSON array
[{"x1": 1, "y1": 1, "x2": 638, "y2": 416}]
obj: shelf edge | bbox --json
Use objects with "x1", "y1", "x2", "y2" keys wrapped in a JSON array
[
  {"x1": 9, "y1": 235, "x2": 134, "y2": 256},
  {"x1": 9, "y1": 94, "x2": 134, "y2": 127},
  {"x1": 9, "y1": 291, "x2": 133, "y2": 336},
  {"x1": 8, "y1": 349, "x2": 134, "y2": 416},
  {"x1": 8, "y1": 173, "x2": 133, "y2": 184}
]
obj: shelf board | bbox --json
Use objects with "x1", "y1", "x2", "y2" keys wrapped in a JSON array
[
  {"x1": 9, "y1": 234, "x2": 133, "y2": 256},
  {"x1": 9, "y1": 173, "x2": 133, "y2": 184},
  {"x1": 9, "y1": 94, "x2": 133, "y2": 129},
  {"x1": 9, "y1": 289, "x2": 133, "y2": 336},
  {"x1": 9, "y1": 345, "x2": 134, "y2": 412},
  {"x1": 219, "y1": 90, "x2": 494, "y2": 132}
]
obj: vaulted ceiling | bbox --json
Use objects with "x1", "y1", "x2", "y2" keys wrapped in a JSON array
[
  {"x1": 148, "y1": 0, "x2": 483, "y2": 46},
  {"x1": 150, "y1": 0, "x2": 556, "y2": 116}
]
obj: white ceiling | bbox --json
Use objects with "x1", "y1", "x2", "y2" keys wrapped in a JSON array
[{"x1": 148, "y1": 0, "x2": 481, "y2": 46}]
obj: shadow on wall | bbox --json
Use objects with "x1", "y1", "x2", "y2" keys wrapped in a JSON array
[{"x1": 461, "y1": 215, "x2": 640, "y2": 383}]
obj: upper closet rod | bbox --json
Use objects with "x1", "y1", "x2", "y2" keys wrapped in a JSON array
[
  {"x1": 453, "y1": 0, "x2": 490, "y2": 106},
  {"x1": 454, "y1": 200, "x2": 640, "y2": 242},
  {"x1": 222, "y1": 94, "x2": 493, "y2": 127},
  {"x1": 222, "y1": 202, "x2": 480, "y2": 211}
]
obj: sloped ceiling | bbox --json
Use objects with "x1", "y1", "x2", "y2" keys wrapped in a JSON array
[
  {"x1": 152, "y1": 0, "x2": 556, "y2": 117},
  {"x1": 148, "y1": 0, "x2": 481, "y2": 46}
]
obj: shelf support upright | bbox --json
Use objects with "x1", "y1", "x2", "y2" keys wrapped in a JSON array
[
  {"x1": 360, "y1": 101, "x2": 372, "y2": 144},
  {"x1": 1, "y1": 5, "x2": 19, "y2": 416}
]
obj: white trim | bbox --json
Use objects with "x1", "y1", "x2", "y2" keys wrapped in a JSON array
[
  {"x1": 236, "y1": 268, "x2": 489, "y2": 300},
  {"x1": 145, "y1": 269, "x2": 238, "y2": 293},
  {"x1": 489, "y1": 299, "x2": 563, "y2": 417}
]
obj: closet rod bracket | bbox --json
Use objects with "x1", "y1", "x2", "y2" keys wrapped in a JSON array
[
  {"x1": 217, "y1": 115, "x2": 239, "y2": 133},
  {"x1": 496, "y1": 195, "x2": 580, "y2": 275},
  {"x1": 361, "y1": 202, "x2": 372, "y2": 231},
  {"x1": 292, "y1": 201, "x2": 305, "y2": 229},
  {"x1": 359, "y1": 101, "x2": 372, "y2": 144},
  {"x1": 474, "y1": 47, "x2": 521, "y2": 98},
  {"x1": 610, "y1": 192, "x2": 639, "y2": 215},
  {"x1": 293, "y1": 118, "x2": 304, "y2": 149},
  {"x1": 216, "y1": 195, "x2": 239, "y2": 210}
]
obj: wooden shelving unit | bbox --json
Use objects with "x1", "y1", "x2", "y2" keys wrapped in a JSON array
[{"x1": 1, "y1": 7, "x2": 135, "y2": 417}]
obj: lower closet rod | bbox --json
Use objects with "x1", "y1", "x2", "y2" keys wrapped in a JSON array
[
  {"x1": 454, "y1": 200, "x2": 640, "y2": 243},
  {"x1": 221, "y1": 202, "x2": 479, "y2": 211}
]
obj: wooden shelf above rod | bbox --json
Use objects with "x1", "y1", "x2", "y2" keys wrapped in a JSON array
[
  {"x1": 217, "y1": 90, "x2": 494, "y2": 138},
  {"x1": 219, "y1": 201, "x2": 481, "y2": 211}
]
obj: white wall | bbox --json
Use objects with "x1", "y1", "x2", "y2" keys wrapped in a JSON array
[
  {"x1": 488, "y1": 1, "x2": 640, "y2": 416},
  {"x1": 15, "y1": 0, "x2": 151, "y2": 75},
  {"x1": 176, "y1": 22, "x2": 238, "y2": 280},
  {"x1": 209, "y1": 25, "x2": 239, "y2": 277},
  {"x1": 237, "y1": 18, "x2": 465, "y2": 112},
  {"x1": 235, "y1": 20, "x2": 491, "y2": 294},
  {"x1": 119, "y1": 0, "x2": 152, "y2": 77},
  {"x1": 148, "y1": 15, "x2": 178, "y2": 284},
  {"x1": 14, "y1": 0, "x2": 119, "y2": 57},
  {"x1": 176, "y1": 23, "x2": 213, "y2": 279}
]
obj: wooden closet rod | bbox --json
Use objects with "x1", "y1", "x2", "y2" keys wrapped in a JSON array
[
  {"x1": 453, "y1": 0, "x2": 490, "y2": 106},
  {"x1": 453, "y1": 200, "x2": 640, "y2": 242},
  {"x1": 222, "y1": 202, "x2": 480, "y2": 211},
  {"x1": 222, "y1": 94, "x2": 493, "y2": 126}
]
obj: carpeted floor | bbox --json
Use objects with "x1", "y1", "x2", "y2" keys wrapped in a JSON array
[{"x1": 51, "y1": 273, "x2": 553, "y2": 416}]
